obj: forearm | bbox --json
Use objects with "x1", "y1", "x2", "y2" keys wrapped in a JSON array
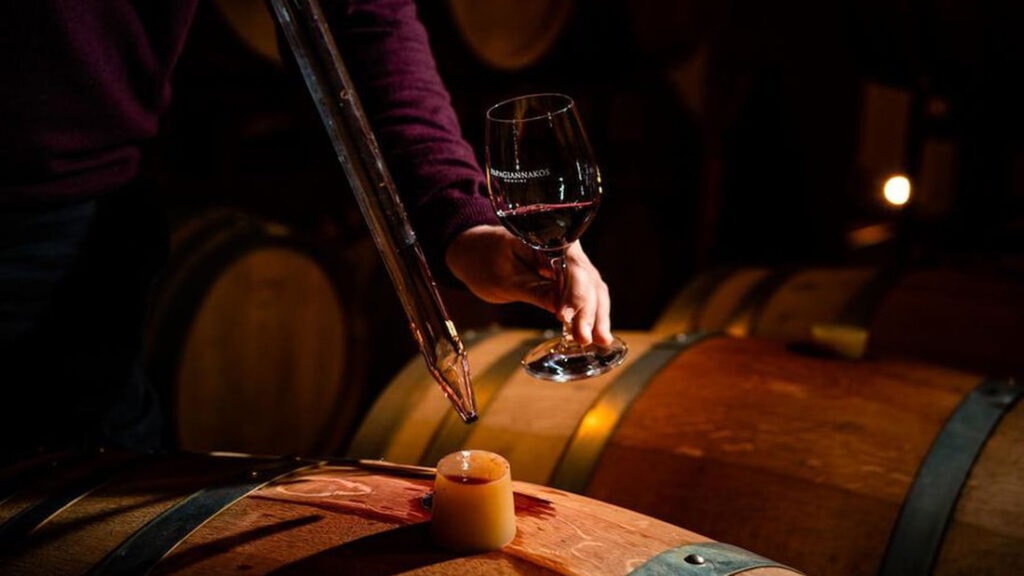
[{"x1": 327, "y1": 0, "x2": 497, "y2": 276}]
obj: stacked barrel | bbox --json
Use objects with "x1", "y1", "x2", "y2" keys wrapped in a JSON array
[
  {"x1": 349, "y1": 264, "x2": 1024, "y2": 576},
  {"x1": 653, "y1": 265, "x2": 1024, "y2": 377}
]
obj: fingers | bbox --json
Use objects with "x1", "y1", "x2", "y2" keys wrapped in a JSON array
[
  {"x1": 447, "y1": 227, "x2": 616, "y2": 346},
  {"x1": 592, "y1": 281, "x2": 614, "y2": 346},
  {"x1": 562, "y1": 242, "x2": 614, "y2": 347}
]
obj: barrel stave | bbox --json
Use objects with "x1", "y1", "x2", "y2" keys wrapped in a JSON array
[
  {"x1": 146, "y1": 210, "x2": 362, "y2": 457},
  {"x1": 351, "y1": 328, "x2": 1023, "y2": 575},
  {"x1": 588, "y1": 337, "x2": 982, "y2": 575},
  {"x1": 933, "y1": 401, "x2": 1024, "y2": 576},
  {"x1": 0, "y1": 453, "x2": 246, "y2": 575},
  {"x1": 0, "y1": 452, "x2": 800, "y2": 575}
]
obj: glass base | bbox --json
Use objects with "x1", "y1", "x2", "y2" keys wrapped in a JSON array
[{"x1": 522, "y1": 336, "x2": 628, "y2": 382}]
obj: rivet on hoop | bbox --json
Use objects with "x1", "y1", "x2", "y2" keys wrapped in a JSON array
[{"x1": 684, "y1": 553, "x2": 706, "y2": 565}]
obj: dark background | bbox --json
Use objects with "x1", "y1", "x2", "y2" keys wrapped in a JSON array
[{"x1": 147, "y1": 0, "x2": 1024, "y2": 415}]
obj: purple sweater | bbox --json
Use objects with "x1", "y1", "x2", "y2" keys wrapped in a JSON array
[{"x1": 0, "y1": 0, "x2": 497, "y2": 257}]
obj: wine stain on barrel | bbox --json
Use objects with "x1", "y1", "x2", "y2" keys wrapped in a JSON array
[
  {"x1": 513, "y1": 492, "x2": 556, "y2": 520},
  {"x1": 420, "y1": 488, "x2": 556, "y2": 520},
  {"x1": 268, "y1": 500, "x2": 561, "y2": 575}
]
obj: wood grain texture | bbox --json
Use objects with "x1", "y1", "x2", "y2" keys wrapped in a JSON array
[
  {"x1": 356, "y1": 330, "x2": 1023, "y2": 575},
  {"x1": 934, "y1": 400, "x2": 1024, "y2": 576},
  {"x1": 176, "y1": 248, "x2": 345, "y2": 455},
  {"x1": 756, "y1": 267, "x2": 876, "y2": 340},
  {"x1": 0, "y1": 455, "x2": 247, "y2": 575},
  {"x1": 588, "y1": 337, "x2": 984, "y2": 576},
  {"x1": 0, "y1": 453, "x2": 798, "y2": 575},
  {"x1": 459, "y1": 331, "x2": 663, "y2": 483},
  {"x1": 351, "y1": 328, "x2": 662, "y2": 483},
  {"x1": 147, "y1": 212, "x2": 360, "y2": 458}
]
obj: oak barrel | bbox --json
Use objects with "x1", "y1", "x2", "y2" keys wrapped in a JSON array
[
  {"x1": 349, "y1": 328, "x2": 1024, "y2": 576},
  {"x1": 0, "y1": 450, "x2": 798, "y2": 576},
  {"x1": 446, "y1": 0, "x2": 574, "y2": 72},
  {"x1": 653, "y1": 266, "x2": 1024, "y2": 377},
  {"x1": 145, "y1": 210, "x2": 361, "y2": 456}
]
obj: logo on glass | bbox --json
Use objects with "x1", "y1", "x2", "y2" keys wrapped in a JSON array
[{"x1": 488, "y1": 168, "x2": 552, "y2": 183}]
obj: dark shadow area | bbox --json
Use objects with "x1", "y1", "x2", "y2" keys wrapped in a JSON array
[
  {"x1": 268, "y1": 523, "x2": 461, "y2": 576},
  {"x1": 155, "y1": 515, "x2": 324, "y2": 574}
]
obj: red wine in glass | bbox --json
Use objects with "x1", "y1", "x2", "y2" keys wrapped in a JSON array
[
  {"x1": 496, "y1": 201, "x2": 600, "y2": 251},
  {"x1": 486, "y1": 93, "x2": 627, "y2": 381}
]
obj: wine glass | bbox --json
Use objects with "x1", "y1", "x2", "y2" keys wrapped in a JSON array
[{"x1": 485, "y1": 93, "x2": 628, "y2": 381}]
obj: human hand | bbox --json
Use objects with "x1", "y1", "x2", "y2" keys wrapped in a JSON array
[{"x1": 445, "y1": 225, "x2": 614, "y2": 347}]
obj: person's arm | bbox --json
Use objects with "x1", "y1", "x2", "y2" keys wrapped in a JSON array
[
  {"x1": 329, "y1": 0, "x2": 613, "y2": 346},
  {"x1": 329, "y1": 0, "x2": 489, "y2": 264}
]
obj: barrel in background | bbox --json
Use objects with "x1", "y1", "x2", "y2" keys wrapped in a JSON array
[
  {"x1": 446, "y1": 0, "x2": 575, "y2": 72},
  {"x1": 0, "y1": 450, "x2": 799, "y2": 576},
  {"x1": 145, "y1": 210, "x2": 367, "y2": 456},
  {"x1": 654, "y1": 265, "x2": 1024, "y2": 377},
  {"x1": 349, "y1": 328, "x2": 1024, "y2": 576}
]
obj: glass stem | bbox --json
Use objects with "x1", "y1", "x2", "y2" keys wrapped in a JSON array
[{"x1": 548, "y1": 250, "x2": 574, "y2": 345}]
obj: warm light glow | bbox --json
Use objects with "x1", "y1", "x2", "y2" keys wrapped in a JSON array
[
  {"x1": 847, "y1": 222, "x2": 894, "y2": 249},
  {"x1": 883, "y1": 175, "x2": 912, "y2": 206}
]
